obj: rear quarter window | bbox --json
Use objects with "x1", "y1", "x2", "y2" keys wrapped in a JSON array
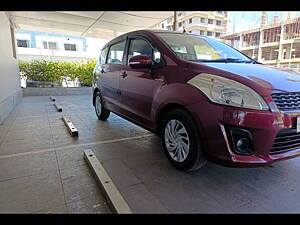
[
  {"x1": 99, "y1": 47, "x2": 108, "y2": 64},
  {"x1": 107, "y1": 41, "x2": 126, "y2": 65}
]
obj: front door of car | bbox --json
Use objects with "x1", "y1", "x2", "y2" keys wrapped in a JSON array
[
  {"x1": 119, "y1": 37, "x2": 165, "y2": 127},
  {"x1": 98, "y1": 40, "x2": 126, "y2": 113}
]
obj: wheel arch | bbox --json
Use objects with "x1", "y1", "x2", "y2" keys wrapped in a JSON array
[
  {"x1": 153, "y1": 83, "x2": 207, "y2": 134},
  {"x1": 156, "y1": 103, "x2": 192, "y2": 134}
]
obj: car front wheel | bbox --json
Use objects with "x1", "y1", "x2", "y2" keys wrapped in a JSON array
[{"x1": 161, "y1": 108, "x2": 207, "y2": 171}]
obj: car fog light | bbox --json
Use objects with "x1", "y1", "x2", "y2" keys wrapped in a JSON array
[
  {"x1": 236, "y1": 138, "x2": 251, "y2": 154},
  {"x1": 226, "y1": 127, "x2": 254, "y2": 155}
]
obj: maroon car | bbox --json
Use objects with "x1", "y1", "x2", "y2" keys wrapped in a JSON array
[{"x1": 92, "y1": 30, "x2": 300, "y2": 171}]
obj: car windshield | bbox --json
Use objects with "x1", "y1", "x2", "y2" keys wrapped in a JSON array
[{"x1": 157, "y1": 33, "x2": 253, "y2": 63}]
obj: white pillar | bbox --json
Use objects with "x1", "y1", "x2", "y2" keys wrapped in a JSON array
[
  {"x1": 239, "y1": 35, "x2": 243, "y2": 50},
  {"x1": 258, "y1": 29, "x2": 264, "y2": 62},
  {"x1": 277, "y1": 25, "x2": 285, "y2": 67}
]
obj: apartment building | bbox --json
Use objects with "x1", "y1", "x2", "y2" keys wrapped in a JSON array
[
  {"x1": 220, "y1": 13, "x2": 300, "y2": 72},
  {"x1": 149, "y1": 11, "x2": 228, "y2": 38},
  {"x1": 15, "y1": 30, "x2": 96, "y2": 62}
]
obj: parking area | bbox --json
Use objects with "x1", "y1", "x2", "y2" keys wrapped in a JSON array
[{"x1": 1, "y1": 94, "x2": 300, "y2": 213}]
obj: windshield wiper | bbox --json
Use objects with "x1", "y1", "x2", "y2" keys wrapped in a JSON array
[{"x1": 195, "y1": 58, "x2": 256, "y2": 63}]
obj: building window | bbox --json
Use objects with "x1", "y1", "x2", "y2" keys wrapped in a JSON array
[
  {"x1": 17, "y1": 39, "x2": 29, "y2": 48},
  {"x1": 161, "y1": 23, "x2": 164, "y2": 29},
  {"x1": 216, "y1": 20, "x2": 221, "y2": 26},
  {"x1": 200, "y1": 30, "x2": 205, "y2": 35},
  {"x1": 43, "y1": 41, "x2": 58, "y2": 50},
  {"x1": 208, "y1": 19, "x2": 213, "y2": 24},
  {"x1": 200, "y1": 18, "x2": 205, "y2": 23},
  {"x1": 215, "y1": 32, "x2": 221, "y2": 37},
  {"x1": 217, "y1": 11, "x2": 223, "y2": 14},
  {"x1": 189, "y1": 18, "x2": 192, "y2": 24},
  {"x1": 207, "y1": 31, "x2": 213, "y2": 36},
  {"x1": 178, "y1": 22, "x2": 182, "y2": 27},
  {"x1": 64, "y1": 43, "x2": 77, "y2": 51}
]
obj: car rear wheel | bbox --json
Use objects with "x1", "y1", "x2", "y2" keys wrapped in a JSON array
[
  {"x1": 94, "y1": 91, "x2": 110, "y2": 121},
  {"x1": 161, "y1": 108, "x2": 207, "y2": 171}
]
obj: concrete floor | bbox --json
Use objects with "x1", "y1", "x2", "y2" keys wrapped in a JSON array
[{"x1": 1, "y1": 95, "x2": 300, "y2": 213}]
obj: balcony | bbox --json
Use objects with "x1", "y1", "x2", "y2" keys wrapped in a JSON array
[
  {"x1": 240, "y1": 45, "x2": 259, "y2": 51},
  {"x1": 261, "y1": 42, "x2": 280, "y2": 48},
  {"x1": 16, "y1": 47, "x2": 92, "y2": 61}
]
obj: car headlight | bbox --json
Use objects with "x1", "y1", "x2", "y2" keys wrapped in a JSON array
[{"x1": 187, "y1": 73, "x2": 269, "y2": 111}]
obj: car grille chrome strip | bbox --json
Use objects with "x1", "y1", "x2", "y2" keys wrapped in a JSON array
[
  {"x1": 271, "y1": 92, "x2": 300, "y2": 111},
  {"x1": 271, "y1": 128, "x2": 300, "y2": 154}
]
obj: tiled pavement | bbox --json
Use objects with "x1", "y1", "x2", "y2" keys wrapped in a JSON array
[{"x1": 1, "y1": 95, "x2": 300, "y2": 213}]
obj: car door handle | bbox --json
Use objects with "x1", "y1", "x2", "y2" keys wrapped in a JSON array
[{"x1": 120, "y1": 71, "x2": 127, "y2": 78}]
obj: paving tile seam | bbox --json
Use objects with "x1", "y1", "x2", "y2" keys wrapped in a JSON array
[
  {"x1": 231, "y1": 200, "x2": 258, "y2": 213},
  {"x1": 47, "y1": 112, "x2": 69, "y2": 214},
  {"x1": 199, "y1": 187, "x2": 248, "y2": 212},
  {"x1": 0, "y1": 169, "x2": 60, "y2": 183},
  {"x1": 187, "y1": 173, "x2": 253, "y2": 212},
  {"x1": 14, "y1": 111, "x2": 93, "y2": 120},
  {"x1": 0, "y1": 112, "x2": 19, "y2": 151},
  {"x1": 31, "y1": 195, "x2": 111, "y2": 214},
  {"x1": 119, "y1": 158, "x2": 172, "y2": 213},
  {"x1": 63, "y1": 189, "x2": 111, "y2": 209},
  {"x1": 30, "y1": 203, "x2": 66, "y2": 214},
  {"x1": 0, "y1": 134, "x2": 155, "y2": 160}
]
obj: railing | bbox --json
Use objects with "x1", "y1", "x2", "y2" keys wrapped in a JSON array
[{"x1": 16, "y1": 47, "x2": 92, "y2": 59}]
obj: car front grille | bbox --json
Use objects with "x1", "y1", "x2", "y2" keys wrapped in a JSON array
[
  {"x1": 271, "y1": 128, "x2": 300, "y2": 154},
  {"x1": 271, "y1": 92, "x2": 300, "y2": 111}
]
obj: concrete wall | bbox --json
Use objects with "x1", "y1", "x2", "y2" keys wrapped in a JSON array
[
  {"x1": 23, "y1": 87, "x2": 92, "y2": 96},
  {"x1": 0, "y1": 12, "x2": 22, "y2": 123}
]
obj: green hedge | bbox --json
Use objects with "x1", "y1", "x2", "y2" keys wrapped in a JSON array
[{"x1": 19, "y1": 59, "x2": 97, "y2": 86}]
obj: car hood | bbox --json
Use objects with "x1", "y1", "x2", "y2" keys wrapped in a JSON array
[{"x1": 202, "y1": 62, "x2": 300, "y2": 93}]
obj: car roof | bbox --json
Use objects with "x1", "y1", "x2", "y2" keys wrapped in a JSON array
[{"x1": 102, "y1": 29, "x2": 210, "y2": 50}]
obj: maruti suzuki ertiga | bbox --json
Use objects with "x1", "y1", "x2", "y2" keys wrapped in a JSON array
[{"x1": 92, "y1": 30, "x2": 300, "y2": 171}]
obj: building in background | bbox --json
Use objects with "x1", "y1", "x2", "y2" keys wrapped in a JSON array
[
  {"x1": 15, "y1": 30, "x2": 108, "y2": 62},
  {"x1": 149, "y1": 11, "x2": 228, "y2": 39},
  {"x1": 0, "y1": 12, "x2": 22, "y2": 123},
  {"x1": 220, "y1": 12, "x2": 300, "y2": 72},
  {"x1": 15, "y1": 29, "x2": 109, "y2": 87}
]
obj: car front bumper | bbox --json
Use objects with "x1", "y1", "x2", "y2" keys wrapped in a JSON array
[{"x1": 187, "y1": 98, "x2": 300, "y2": 167}]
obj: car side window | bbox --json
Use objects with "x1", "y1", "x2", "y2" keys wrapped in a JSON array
[
  {"x1": 107, "y1": 41, "x2": 126, "y2": 65},
  {"x1": 128, "y1": 38, "x2": 162, "y2": 64}
]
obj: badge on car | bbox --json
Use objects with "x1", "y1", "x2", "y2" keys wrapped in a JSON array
[{"x1": 297, "y1": 117, "x2": 300, "y2": 133}]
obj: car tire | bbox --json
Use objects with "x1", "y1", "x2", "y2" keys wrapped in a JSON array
[
  {"x1": 161, "y1": 108, "x2": 207, "y2": 171},
  {"x1": 94, "y1": 91, "x2": 110, "y2": 121}
]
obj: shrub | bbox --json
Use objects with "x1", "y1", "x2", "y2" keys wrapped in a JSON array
[
  {"x1": 19, "y1": 59, "x2": 97, "y2": 87},
  {"x1": 77, "y1": 60, "x2": 97, "y2": 86}
]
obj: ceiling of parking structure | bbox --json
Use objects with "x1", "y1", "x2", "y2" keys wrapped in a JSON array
[{"x1": 6, "y1": 11, "x2": 174, "y2": 39}]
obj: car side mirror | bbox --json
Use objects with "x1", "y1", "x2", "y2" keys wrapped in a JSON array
[{"x1": 129, "y1": 55, "x2": 152, "y2": 69}]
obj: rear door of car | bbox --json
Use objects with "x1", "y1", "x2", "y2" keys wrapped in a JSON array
[{"x1": 98, "y1": 39, "x2": 127, "y2": 113}]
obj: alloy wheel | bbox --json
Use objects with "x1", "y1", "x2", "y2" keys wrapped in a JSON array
[
  {"x1": 164, "y1": 119, "x2": 190, "y2": 162},
  {"x1": 95, "y1": 95, "x2": 102, "y2": 117}
]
